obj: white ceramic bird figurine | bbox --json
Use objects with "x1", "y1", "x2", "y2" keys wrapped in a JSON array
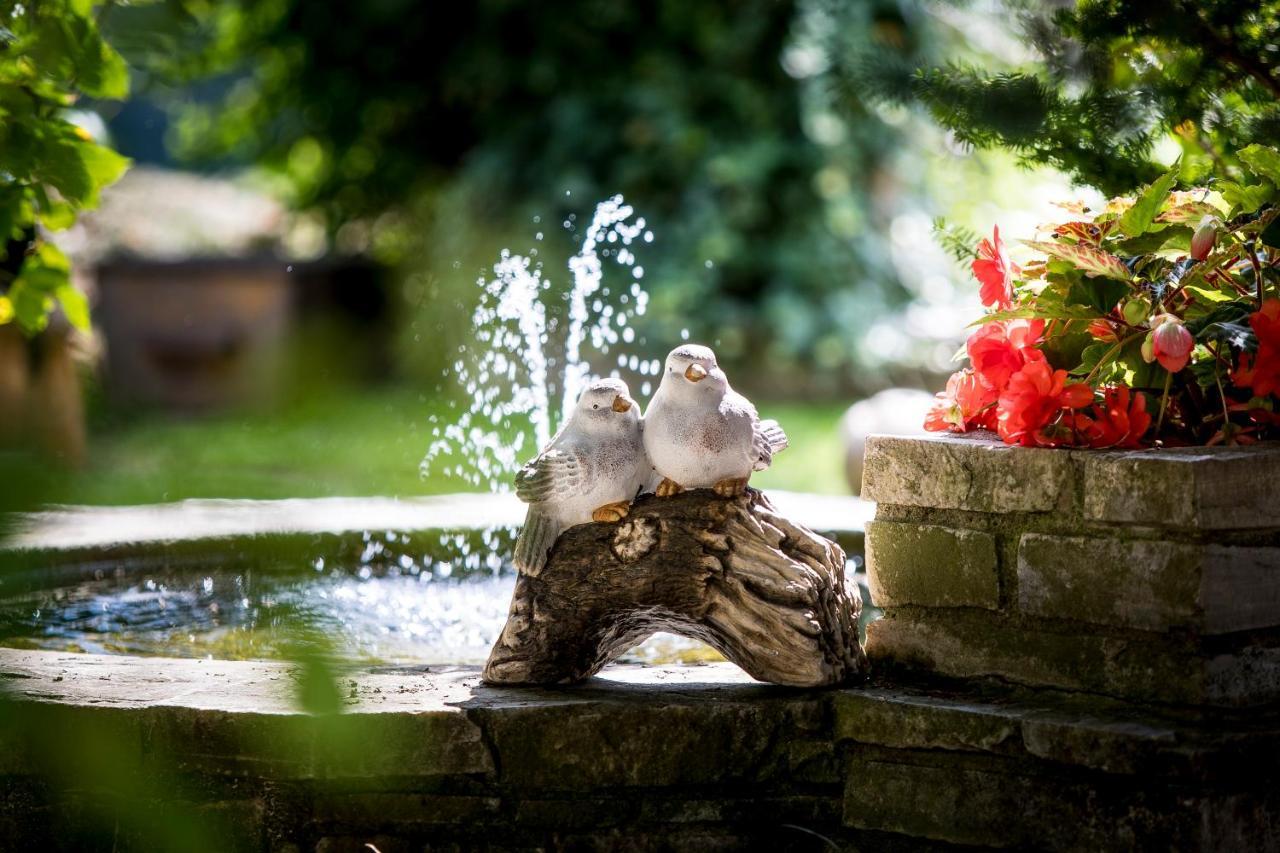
[
  {"x1": 643, "y1": 344, "x2": 788, "y2": 498},
  {"x1": 512, "y1": 378, "x2": 648, "y2": 576}
]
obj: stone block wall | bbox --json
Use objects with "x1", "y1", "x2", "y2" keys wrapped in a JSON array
[
  {"x1": 862, "y1": 432, "x2": 1280, "y2": 707},
  {"x1": 3, "y1": 650, "x2": 1279, "y2": 851}
]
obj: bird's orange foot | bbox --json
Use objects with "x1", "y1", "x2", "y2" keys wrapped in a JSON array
[
  {"x1": 655, "y1": 478, "x2": 685, "y2": 497},
  {"x1": 591, "y1": 501, "x2": 631, "y2": 523},
  {"x1": 713, "y1": 477, "x2": 750, "y2": 498}
]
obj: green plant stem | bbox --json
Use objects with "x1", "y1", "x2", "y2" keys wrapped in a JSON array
[
  {"x1": 1155, "y1": 370, "x2": 1174, "y2": 435},
  {"x1": 1085, "y1": 332, "x2": 1144, "y2": 384}
]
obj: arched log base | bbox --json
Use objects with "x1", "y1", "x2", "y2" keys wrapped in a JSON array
[{"x1": 483, "y1": 489, "x2": 869, "y2": 687}]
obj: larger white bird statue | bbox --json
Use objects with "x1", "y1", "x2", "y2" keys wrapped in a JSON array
[
  {"x1": 643, "y1": 344, "x2": 788, "y2": 498},
  {"x1": 512, "y1": 378, "x2": 648, "y2": 576}
]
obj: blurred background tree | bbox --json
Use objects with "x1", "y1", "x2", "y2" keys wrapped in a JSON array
[
  {"x1": 850, "y1": 0, "x2": 1280, "y2": 195},
  {"x1": 104, "y1": 0, "x2": 960, "y2": 395}
]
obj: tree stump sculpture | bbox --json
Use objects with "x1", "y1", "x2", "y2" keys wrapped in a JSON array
[{"x1": 483, "y1": 488, "x2": 868, "y2": 687}]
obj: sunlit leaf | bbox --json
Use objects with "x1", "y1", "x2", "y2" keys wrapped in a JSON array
[
  {"x1": 1156, "y1": 201, "x2": 1218, "y2": 224},
  {"x1": 7, "y1": 279, "x2": 51, "y2": 335},
  {"x1": 1022, "y1": 239, "x2": 1132, "y2": 281},
  {"x1": 1239, "y1": 144, "x2": 1280, "y2": 185},
  {"x1": 1218, "y1": 180, "x2": 1274, "y2": 215},
  {"x1": 0, "y1": 296, "x2": 12, "y2": 325},
  {"x1": 55, "y1": 284, "x2": 90, "y2": 330},
  {"x1": 1118, "y1": 163, "x2": 1179, "y2": 237}
]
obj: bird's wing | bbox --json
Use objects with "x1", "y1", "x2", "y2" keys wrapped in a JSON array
[
  {"x1": 752, "y1": 418, "x2": 789, "y2": 471},
  {"x1": 514, "y1": 447, "x2": 586, "y2": 503}
]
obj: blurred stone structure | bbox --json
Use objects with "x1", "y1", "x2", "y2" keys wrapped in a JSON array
[
  {"x1": 840, "y1": 387, "x2": 932, "y2": 494},
  {"x1": 0, "y1": 323, "x2": 85, "y2": 465},
  {"x1": 94, "y1": 258, "x2": 291, "y2": 410},
  {"x1": 65, "y1": 168, "x2": 389, "y2": 411}
]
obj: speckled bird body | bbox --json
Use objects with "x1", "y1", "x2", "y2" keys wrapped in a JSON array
[
  {"x1": 512, "y1": 379, "x2": 647, "y2": 575},
  {"x1": 643, "y1": 344, "x2": 788, "y2": 493}
]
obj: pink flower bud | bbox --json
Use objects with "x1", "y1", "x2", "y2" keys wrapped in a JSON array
[
  {"x1": 1190, "y1": 216, "x2": 1217, "y2": 261},
  {"x1": 1141, "y1": 333, "x2": 1156, "y2": 364},
  {"x1": 1151, "y1": 315, "x2": 1193, "y2": 373}
]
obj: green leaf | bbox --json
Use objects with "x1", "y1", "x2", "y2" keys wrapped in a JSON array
[
  {"x1": 1072, "y1": 341, "x2": 1114, "y2": 377},
  {"x1": 1023, "y1": 239, "x2": 1132, "y2": 281},
  {"x1": 0, "y1": 296, "x2": 12, "y2": 325},
  {"x1": 1188, "y1": 302, "x2": 1255, "y2": 350},
  {"x1": 1218, "y1": 180, "x2": 1275, "y2": 215},
  {"x1": 78, "y1": 142, "x2": 130, "y2": 201},
  {"x1": 7, "y1": 279, "x2": 51, "y2": 336},
  {"x1": 1183, "y1": 285, "x2": 1237, "y2": 304},
  {"x1": 1119, "y1": 337, "x2": 1161, "y2": 390},
  {"x1": 1042, "y1": 327, "x2": 1092, "y2": 372},
  {"x1": 1119, "y1": 163, "x2": 1179, "y2": 237},
  {"x1": 1239, "y1": 144, "x2": 1280, "y2": 185},
  {"x1": 0, "y1": 187, "x2": 28, "y2": 246},
  {"x1": 1262, "y1": 217, "x2": 1280, "y2": 251},
  {"x1": 33, "y1": 135, "x2": 129, "y2": 210},
  {"x1": 1113, "y1": 225, "x2": 1191, "y2": 256},
  {"x1": 55, "y1": 284, "x2": 90, "y2": 331},
  {"x1": 1066, "y1": 276, "x2": 1129, "y2": 315}
]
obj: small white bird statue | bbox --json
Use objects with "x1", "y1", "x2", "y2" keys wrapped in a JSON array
[
  {"x1": 513, "y1": 378, "x2": 648, "y2": 576},
  {"x1": 643, "y1": 344, "x2": 788, "y2": 498}
]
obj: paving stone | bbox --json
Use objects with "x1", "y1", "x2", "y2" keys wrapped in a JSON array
[
  {"x1": 861, "y1": 433, "x2": 1075, "y2": 513},
  {"x1": 865, "y1": 521, "x2": 999, "y2": 610},
  {"x1": 834, "y1": 690, "x2": 1020, "y2": 754}
]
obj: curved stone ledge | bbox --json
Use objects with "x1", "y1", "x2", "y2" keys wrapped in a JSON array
[{"x1": 2, "y1": 649, "x2": 1278, "y2": 851}]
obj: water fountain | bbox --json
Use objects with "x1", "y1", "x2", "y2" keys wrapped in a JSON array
[
  {"x1": 0, "y1": 196, "x2": 677, "y2": 665},
  {"x1": 421, "y1": 195, "x2": 660, "y2": 491}
]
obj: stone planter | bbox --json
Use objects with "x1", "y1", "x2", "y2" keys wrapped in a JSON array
[{"x1": 862, "y1": 432, "x2": 1280, "y2": 707}]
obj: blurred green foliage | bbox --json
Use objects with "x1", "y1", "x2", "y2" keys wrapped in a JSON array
[
  {"x1": 862, "y1": 0, "x2": 1280, "y2": 195},
  {"x1": 0, "y1": 0, "x2": 130, "y2": 335},
  {"x1": 23, "y1": 386, "x2": 848, "y2": 505},
  {"x1": 132, "y1": 0, "x2": 959, "y2": 382}
]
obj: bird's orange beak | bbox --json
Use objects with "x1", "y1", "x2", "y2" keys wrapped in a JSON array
[
  {"x1": 684, "y1": 363, "x2": 708, "y2": 383},
  {"x1": 612, "y1": 395, "x2": 632, "y2": 413}
]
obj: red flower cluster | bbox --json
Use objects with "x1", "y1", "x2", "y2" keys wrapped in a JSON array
[
  {"x1": 1234, "y1": 299, "x2": 1280, "y2": 397},
  {"x1": 1065, "y1": 386, "x2": 1152, "y2": 449},
  {"x1": 925, "y1": 224, "x2": 1154, "y2": 449}
]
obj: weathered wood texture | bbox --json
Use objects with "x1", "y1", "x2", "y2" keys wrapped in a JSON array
[{"x1": 484, "y1": 488, "x2": 868, "y2": 687}]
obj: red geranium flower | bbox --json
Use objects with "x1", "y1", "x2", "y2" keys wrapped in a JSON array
[
  {"x1": 1234, "y1": 299, "x2": 1280, "y2": 397},
  {"x1": 1074, "y1": 386, "x2": 1151, "y2": 448},
  {"x1": 924, "y1": 368, "x2": 998, "y2": 433},
  {"x1": 967, "y1": 319, "x2": 1045, "y2": 392},
  {"x1": 972, "y1": 225, "x2": 1019, "y2": 309},
  {"x1": 997, "y1": 359, "x2": 1094, "y2": 446}
]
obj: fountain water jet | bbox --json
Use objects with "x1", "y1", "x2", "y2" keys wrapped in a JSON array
[{"x1": 422, "y1": 195, "x2": 659, "y2": 491}]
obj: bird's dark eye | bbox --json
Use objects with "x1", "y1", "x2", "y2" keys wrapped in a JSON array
[{"x1": 593, "y1": 404, "x2": 599, "y2": 409}]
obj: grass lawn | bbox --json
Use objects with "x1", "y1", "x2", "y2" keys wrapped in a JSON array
[{"x1": 40, "y1": 387, "x2": 850, "y2": 506}]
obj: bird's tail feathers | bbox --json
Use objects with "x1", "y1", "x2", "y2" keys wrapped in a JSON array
[
  {"x1": 513, "y1": 506, "x2": 559, "y2": 577},
  {"x1": 760, "y1": 419, "x2": 789, "y2": 453},
  {"x1": 753, "y1": 419, "x2": 790, "y2": 471}
]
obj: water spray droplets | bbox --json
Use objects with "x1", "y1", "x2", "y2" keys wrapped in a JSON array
[{"x1": 422, "y1": 195, "x2": 655, "y2": 494}]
